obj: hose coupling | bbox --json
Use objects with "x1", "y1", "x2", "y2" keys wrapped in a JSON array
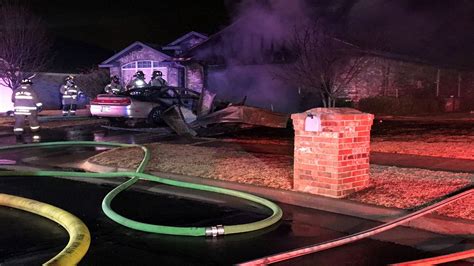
[{"x1": 205, "y1": 225, "x2": 225, "y2": 237}]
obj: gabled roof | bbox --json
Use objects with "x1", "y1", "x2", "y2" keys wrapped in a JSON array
[
  {"x1": 166, "y1": 31, "x2": 208, "y2": 46},
  {"x1": 99, "y1": 41, "x2": 171, "y2": 68},
  {"x1": 182, "y1": 20, "x2": 240, "y2": 58},
  {"x1": 183, "y1": 18, "x2": 474, "y2": 70}
]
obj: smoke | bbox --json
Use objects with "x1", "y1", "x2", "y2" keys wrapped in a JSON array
[
  {"x1": 198, "y1": 0, "x2": 311, "y2": 64},
  {"x1": 346, "y1": 0, "x2": 474, "y2": 65},
  {"x1": 195, "y1": 0, "x2": 474, "y2": 112},
  {"x1": 197, "y1": 0, "x2": 315, "y2": 113}
]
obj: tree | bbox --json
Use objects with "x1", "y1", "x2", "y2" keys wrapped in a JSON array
[
  {"x1": 278, "y1": 21, "x2": 371, "y2": 108},
  {"x1": 0, "y1": 1, "x2": 51, "y2": 90}
]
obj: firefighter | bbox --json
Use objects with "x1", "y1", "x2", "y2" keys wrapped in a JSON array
[
  {"x1": 60, "y1": 75, "x2": 82, "y2": 116},
  {"x1": 149, "y1": 70, "x2": 167, "y2": 87},
  {"x1": 11, "y1": 78, "x2": 42, "y2": 138},
  {"x1": 104, "y1": 75, "x2": 123, "y2": 95},
  {"x1": 126, "y1": 70, "x2": 147, "y2": 90}
]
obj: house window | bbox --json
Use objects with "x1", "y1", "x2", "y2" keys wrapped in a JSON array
[
  {"x1": 121, "y1": 60, "x2": 167, "y2": 85},
  {"x1": 122, "y1": 62, "x2": 136, "y2": 69},
  {"x1": 137, "y1": 61, "x2": 152, "y2": 68}
]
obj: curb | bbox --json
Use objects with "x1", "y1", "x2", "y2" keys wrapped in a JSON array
[
  {"x1": 38, "y1": 116, "x2": 93, "y2": 122},
  {"x1": 81, "y1": 160, "x2": 474, "y2": 236}
]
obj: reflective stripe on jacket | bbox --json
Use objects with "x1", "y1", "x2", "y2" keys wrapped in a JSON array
[{"x1": 12, "y1": 85, "x2": 41, "y2": 110}]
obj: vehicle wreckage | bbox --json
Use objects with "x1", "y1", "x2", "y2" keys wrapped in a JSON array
[{"x1": 90, "y1": 86, "x2": 289, "y2": 136}]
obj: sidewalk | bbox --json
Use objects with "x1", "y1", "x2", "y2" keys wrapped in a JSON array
[
  {"x1": 375, "y1": 112, "x2": 474, "y2": 122},
  {"x1": 0, "y1": 109, "x2": 103, "y2": 135},
  {"x1": 371, "y1": 152, "x2": 474, "y2": 173},
  {"x1": 37, "y1": 109, "x2": 92, "y2": 122}
]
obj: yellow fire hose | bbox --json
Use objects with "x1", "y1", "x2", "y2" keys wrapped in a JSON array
[{"x1": 0, "y1": 193, "x2": 91, "y2": 266}]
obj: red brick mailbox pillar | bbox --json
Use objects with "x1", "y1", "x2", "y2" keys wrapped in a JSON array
[{"x1": 291, "y1": 108, "x2": 374, "y2": 198}]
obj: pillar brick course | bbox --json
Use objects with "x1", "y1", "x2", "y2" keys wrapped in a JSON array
[{"x1": 291, "y1": 108, "x2": 374, "y2": 198}]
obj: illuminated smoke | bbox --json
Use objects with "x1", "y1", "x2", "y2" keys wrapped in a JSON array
[{"x1": 197, "y1": 0, "x2": 313, "y2": 112}]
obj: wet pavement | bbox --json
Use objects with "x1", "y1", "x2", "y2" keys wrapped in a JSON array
[
  {"x1": 0, "y1": 123, "x2": 471, "y2": 265},
  {"x1": 1, "y1": 176, "x2": 440, "y2": 265}
]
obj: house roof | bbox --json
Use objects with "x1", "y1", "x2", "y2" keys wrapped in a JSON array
[
  {"x1": 182, "y1": 18, "x2": 474, "y2": 70},
  {"x1": 98, "y1": 41, "x2": 171, "y2": 68},
  {"x1": 165, "y1": 31, "x2": 208, "y2": 46},
  {"x1": 182, "y1": 20, "x2": 239, "y2": 58}
]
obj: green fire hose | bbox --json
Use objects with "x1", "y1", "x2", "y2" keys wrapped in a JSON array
[{"x1": 0, "y1": 141, "x2": 283, "y2": 237}]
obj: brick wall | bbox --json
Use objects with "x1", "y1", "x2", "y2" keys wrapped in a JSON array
[
  {"x1": 291, "y1": 108, "x2": 374, "y2": 198},
  {"x1": 118, "y1": 46, "x2": 168, "y2": 65},
  {"x1": 186, "y1": 63, "x2": 204, "y2": 93},
  {"x1": 344, "y1": 56, "x2": 474, "y2": 106}
]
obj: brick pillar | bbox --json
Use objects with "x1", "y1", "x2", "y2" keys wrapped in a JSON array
[{"x1": 291, "y1": 108, "x2": 374, "y2": 198}]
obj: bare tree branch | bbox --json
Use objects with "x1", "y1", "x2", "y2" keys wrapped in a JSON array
[
  {"x1": 275, "y1": 21, "x2": 372, "y2": 107},
  {"x1": 0, "y1": 1, "x2": 51, "y2": 90}
]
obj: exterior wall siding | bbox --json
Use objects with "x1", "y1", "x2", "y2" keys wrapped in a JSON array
[
  {"x1": 117, "y1": 46, "x2": 168, "y2": 65},
  {"x1": 167, "y1": 67, "x2": 179, "y2": 87},
  {"x1": 186, "y1": 63, "x2": 204, "y2": 93},
  {"x1": 109, "y1": 67, "x2": 120, "y2": 77}
]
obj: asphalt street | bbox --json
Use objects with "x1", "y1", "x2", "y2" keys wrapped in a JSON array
[{"x1": 0, "y1": 123, "x2": 470, "y2": 265}]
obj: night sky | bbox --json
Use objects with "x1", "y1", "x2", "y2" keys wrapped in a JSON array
[
  {"x1": 22, "y1": 0, "x2": 233, "y2": 71},
  {"x1": 18, "y1": 0, "x2": 474, "y2": 71},
  {"x1": 27, "y1": 0, "x2": 231, "y2": 51}
]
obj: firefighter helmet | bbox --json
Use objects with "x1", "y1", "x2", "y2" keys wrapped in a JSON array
[
  {"x1": 65, "y1": 75, "x2": 75, "y2": 82},
  {"x1": 152, "y1": 70, "x2": 163, "y2": 78},
  {"x1": 20, "y1": 78, "x2": 33, "y2": 85},
  {"x1": 111, "y1": 75, "x2": 120, "y2": 83},
  {"x1": 134, "y1": 71, "x2": 145, "y2": 79}
]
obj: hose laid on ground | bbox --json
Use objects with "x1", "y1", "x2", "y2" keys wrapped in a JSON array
[
  {"x1": 391, "y1": 249, "x2": 474, "y2": 265},
  {"x1": 0, "y1": 141, "x2": 283, "y2": 237},
  {"x1": 239, "y1": 187, "x2": 473, "y2": 265},
  {"x1": 0, "y1": 193, "x2": 90, "y2": 266}
]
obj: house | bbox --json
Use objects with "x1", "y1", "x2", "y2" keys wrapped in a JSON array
[
  {"x1": 181, "y1": 25, "x2": 474, "y2": 113},
  {"x1": 98, "y1": 31, "x2": 208, "y2": 92},
  {"x1": 99, "y1": 28, "x2": 474, "y2": 114}
]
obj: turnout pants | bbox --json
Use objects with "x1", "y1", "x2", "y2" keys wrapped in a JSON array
[
  {"x1": 13, "y1": 111, "x2": 40, "y2": 135},
  {"x1": 62, "y1": 97, "x2": 78, "y2": 115},
  {"x1": 62, "y1": 103, "x2": 77, "y2": 115}
]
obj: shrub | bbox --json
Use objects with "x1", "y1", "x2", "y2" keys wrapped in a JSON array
[
  {"x1": 75, "y1": 67, "x2": 109, "y2": 99},
  {"x1": 335, "y1": 98, "x2": 355, "y2": 108},
  {"x1": 358, "y1": 95, "x2": 441, "y2": 115}
]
